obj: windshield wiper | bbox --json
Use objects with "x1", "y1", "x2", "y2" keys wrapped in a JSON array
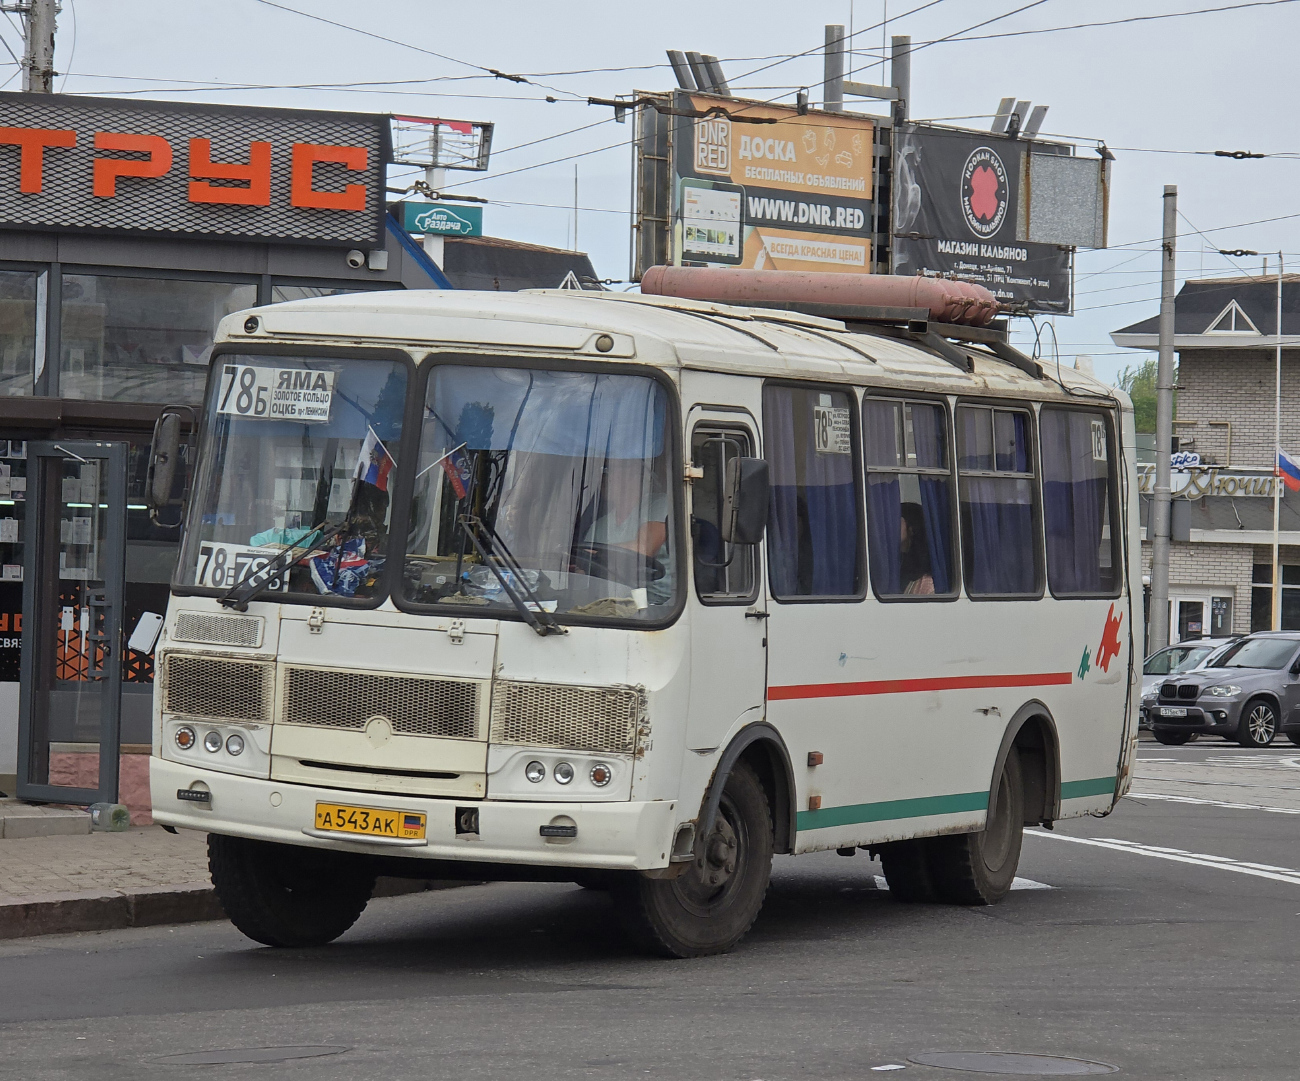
[
  {"x1": 456, "y1": 513, "x2": 566, "y2": 637},
  {"x1": 219, "y1": 520, "x2": 343, "y2": 612}
]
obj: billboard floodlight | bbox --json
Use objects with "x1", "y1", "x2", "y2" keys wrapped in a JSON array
[
  {"x1": 990, "y1": 97, "x2": 1015, "y2": 133},
  {"x1": 667, "y1": 50, "x2": 696, "y2": 91},
  {"x1": 390, "y1": 116, "x2": 494, "y2": 172},
  {"x1": 702, "y1": 54, "x2": 731, "y2": 97},
  {"x1": 1023, "y1": 105, "x2": 1049, "y2": 139}
]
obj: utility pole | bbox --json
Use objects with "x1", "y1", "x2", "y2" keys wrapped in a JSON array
[
  {"x1": 823, "y1": 24, "x2": 845, "y2": 111},
  {"x1": 1149, "y1": 185, "x2": 1178, "y2": 652},
  {"x1": 890, "y1": 35, "x2": 911, "y2": 125},
  {"x1": 20, "y1": 0, "x2": 58, "y2": 93},
  {"x1": 423, "y1": 128, "x2": 445, "y2": 268},
  {"x1": 1272, "y1": 252, "x2": 1284, "y2": 629}
]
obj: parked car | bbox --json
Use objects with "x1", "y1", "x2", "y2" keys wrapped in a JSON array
[
  {"x1": 1140, "y1": 638, "x2": 1239, "y2": 730},
  {"x1": 1149, "y1": 632, "x2": 1300, "y2": 747}
]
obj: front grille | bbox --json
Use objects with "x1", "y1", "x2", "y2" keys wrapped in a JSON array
[
  {"x1": 1178, "y1": 684, "x2": 1199, "y2": 700},
  {"x1": 489, "y1": 681, "x2": 644, "y2": 755},
  {"x1": 162, "y1": 654, "x2": 273, "y2": 722},
  {"x1": 1160, "y1": 682, "x2": 1179, "y2": 699},
  {"x1": 280, "y1": 666, "x2": 481, "y2": 740},
  {"x1": 173, "y1": 611, "x2": 264, "y2": 649}
]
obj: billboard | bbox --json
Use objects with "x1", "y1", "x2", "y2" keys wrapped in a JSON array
[
  {"x1": 646, "y1": 92, "x2": 877, "y2": 276},
  {"x1": 0, "y1": 92, "x2": 389, "y2": 247},
  {"x1": 891, "y1": 124, "x2": 1071, "y2": 313}
]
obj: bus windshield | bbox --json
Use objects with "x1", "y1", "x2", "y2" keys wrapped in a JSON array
[
  {"x1": 178, "y1": 353, "x2": 408, "y2": 603},
  {"x1": 403, "y1": 364, "x2": 678, "y2": 622}
]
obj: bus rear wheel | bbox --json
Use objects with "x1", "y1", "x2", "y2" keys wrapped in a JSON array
[
  {"x1": 613, "y1": 760, "x2": 773, "y2": 958},
  {"x1": 926, "y1": 747, "x2": 1025, "y2": 906},
  {"x1": 208, "y1": 834, "x2": 376, "y2": 948}
]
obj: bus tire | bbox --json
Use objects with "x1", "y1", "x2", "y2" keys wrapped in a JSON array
[
  {"x1": 612, "y1": 760, "x2": 773, "y2": 958},
  {"x1": 927, "y1": 747, "x2": 1025, "y2": 906},
  {"x1": 877, "y1": 841, "x2": 940, "y2": 903},
  {"x1": 208, "y1": 834, "x2": 375, "y2": 948}
]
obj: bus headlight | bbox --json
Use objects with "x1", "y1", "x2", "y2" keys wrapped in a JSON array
[
  {"x1": 203, "y1": 731, "x2": 223, "y2": 753},
  {"x1": 525, "y1": 761, "x2": 546, "y2": 783},
  {"x1": 554, "y1": 762, "x2": 575, "y2": 785},
  {"x1": 225, "y1": 733, "x2": 245, "y2": 756}
]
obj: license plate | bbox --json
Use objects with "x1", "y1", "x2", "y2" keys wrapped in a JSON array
[
  {"x1": 314, "y1": 802, "x2": 426, "y2": 840},
  {"x1": 1160, "y1": 707, "x2": 1188, "y2": 718},
  {"x1": 196, "y1": 541, "x2": 290, "y2": 592}
]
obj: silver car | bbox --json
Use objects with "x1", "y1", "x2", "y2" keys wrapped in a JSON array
[
  {"x1": 1140, "y1": 638, "x2": 1238, "y2": 731},
  {"x1": 1149, "y1": 632, "x2": 1300, "y2": 747}
]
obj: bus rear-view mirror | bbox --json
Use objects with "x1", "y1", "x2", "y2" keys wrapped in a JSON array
[
  {"x1": 147, "y1": 411, "x2": 182, "y2": 510},
  {"x1": 722, "y1": 457, "x2": 769, "y2": 545}
]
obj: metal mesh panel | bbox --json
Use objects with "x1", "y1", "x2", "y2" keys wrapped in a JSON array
[
  {"x1": 173, "y1": 611, "x2": 264, "y2": 649},
  {"x1": 162, "y1": 654, "x2": 273, "y2": 722},
  {"x1": 489, "y1": 681, "x2": 643, "y2": 755},
  {"x1": 281, "y1": 667, "x2": 481, "y2": 740},
  {"x1": 0, "y1": 94, "x2": 385, "y2": 244}
]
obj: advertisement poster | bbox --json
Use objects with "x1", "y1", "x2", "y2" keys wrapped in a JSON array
[
  {"x1": 672, "y1": 92, "x2": 876, "y2": 274},
  {"x1": 891, "y1": 124, "x2": 1071, "y2": 313}
]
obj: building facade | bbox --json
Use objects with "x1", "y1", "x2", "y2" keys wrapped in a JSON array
[{"x1": 1113, "y1": 275, "x2": 1300, "y2": 649}]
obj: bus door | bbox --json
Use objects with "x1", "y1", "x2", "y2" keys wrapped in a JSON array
[{"x1": 684, "y1": 403, "x2": 767, "y2": 753}]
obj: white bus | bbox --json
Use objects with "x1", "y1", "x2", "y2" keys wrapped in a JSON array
[{"x1": 147, "y1": 280, "x2": 1140, "y2": 957}]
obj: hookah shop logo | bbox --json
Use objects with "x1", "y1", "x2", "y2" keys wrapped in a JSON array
[{"x1": 960, "y1": 146, "x2": 1009, "y2": 238}]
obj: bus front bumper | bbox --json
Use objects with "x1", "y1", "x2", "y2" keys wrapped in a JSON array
[{"x1": 150, "y1": 757, "x2": 678, "y2": 871}]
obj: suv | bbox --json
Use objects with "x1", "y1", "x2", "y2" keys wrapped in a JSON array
[
  {"x1": 1140, "y1": 638, "x2": 1239, "y2": 730},
  {"x1": 1150, "y1": 632, "x2": 1300, "y2": 747}
]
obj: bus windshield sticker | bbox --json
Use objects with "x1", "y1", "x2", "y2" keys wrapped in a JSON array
[
  {"x1": 217, "y1": 364, "x2": 336, "y2": 422},
  {"x1": 195, "y1": 541, "x2": 292, "y2": 592},
  {"x1": 813, "y1": 401, "x2": 851, "y2": 455},
  {"x1": 1090, "y1": 418, "x2": 1107, "y2": 461}
]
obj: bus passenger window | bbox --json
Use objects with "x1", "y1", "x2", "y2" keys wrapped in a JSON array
[
  {"x1": 863, "y1": 397, "x2": 956, "y2": 597},
  {"x1": 956, "y1": 405, "x2": 1041, "y2": 597},
  {"x1": 691, "y1": 429, "x2": 756, "y2": 601},
  {"x1": 1040, "y1": 409, "x2": 1120, "y2": 596},
  {"x1": 762, "y1": 384, "x2": 863, "y2": 600}
]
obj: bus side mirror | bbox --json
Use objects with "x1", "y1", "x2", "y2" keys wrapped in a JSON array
[
  {"x1": 146, "y1": 406, "x2": 195, "y2": 526},
  {"x1": 722, "y1": 457, "x2": 769, "y2": 545}
]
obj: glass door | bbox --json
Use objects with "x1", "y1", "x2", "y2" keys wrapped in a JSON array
[{"x1": 17, "y1": 441, "x2": 127, "y2": 804}]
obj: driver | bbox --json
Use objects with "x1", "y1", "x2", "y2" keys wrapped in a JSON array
[{"x1": 580, "y1": 457, "x2": 672, "y2": 605}]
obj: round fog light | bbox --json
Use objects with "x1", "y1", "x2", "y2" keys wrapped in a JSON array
[
  {"x1": 525, "y1": 760, "x2": 546, "y2": 783},
  {"x1": 203, "y1": 730, "x2": 223, "y2": 753},
  {"x1": 225, "y1": 733, "x2": 245, "y2": 756},
  {"x1": 554, "y1": 761, "x2": 575, "y2": 785},
  {"x1": 175, "y1": 726, "x2": 196, "y2": 750},
  {"x1": 589, "y1": 763, "x2": 613, "y2": 787}
]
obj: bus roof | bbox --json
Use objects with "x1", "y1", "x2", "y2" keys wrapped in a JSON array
[{"x1": 220, "y1": 287, "x2": 1126, "y2": 410}]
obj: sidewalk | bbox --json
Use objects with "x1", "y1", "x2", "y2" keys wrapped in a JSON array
[{"x1": 0, "y1": 819, "x2": 460, "y2": 940}]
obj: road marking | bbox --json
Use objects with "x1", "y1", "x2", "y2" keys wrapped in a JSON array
[
  {"x1": 1028, "y1": 831, "x2": 1300, "y2": 886},
  {"x1": 872, "y1": 875, "x2": 1051, "y2": 891},
  {"x1": 1127, "y1": 791, "x2": 1300, "y2": 814}
]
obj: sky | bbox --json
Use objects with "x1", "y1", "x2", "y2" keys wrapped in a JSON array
[{"x1": 2, "y1": 0, "x2": 1298, "y2": 387}]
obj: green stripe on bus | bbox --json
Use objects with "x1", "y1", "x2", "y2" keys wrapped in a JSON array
[
  {"x1": 1060, "y1": 776, "x2": 1116, "y2": 800},
  {"x1": 796, "y1": 790, "x2": 989, "y2": 832}
]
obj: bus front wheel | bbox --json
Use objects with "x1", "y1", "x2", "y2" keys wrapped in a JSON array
[
  {"x1": 925, "y1": 746, "x2": 1025, "y2": 906},
  {"x1": 208, "y1": 834, "x2": 376, "y2": 948},
  {"x1": 613, "y1": 760, "x2": 773, "y2": 958}
]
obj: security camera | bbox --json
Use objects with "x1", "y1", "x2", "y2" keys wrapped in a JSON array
[{"x1": 345, "y1": 249, "x2": 366, "y2": 269}]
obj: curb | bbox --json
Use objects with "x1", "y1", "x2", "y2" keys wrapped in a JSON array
[{"x1": 0, "y1": 877, "x2": 471, "y2": 941}]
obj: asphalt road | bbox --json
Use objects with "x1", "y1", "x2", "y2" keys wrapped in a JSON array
[{"x1": 3, "y1": 742, "x2": 1299, "y2": 1081}]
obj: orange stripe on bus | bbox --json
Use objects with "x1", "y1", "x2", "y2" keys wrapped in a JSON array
[{"x1": 768, "y1": 672, "x2": 1074, "y2": 701}]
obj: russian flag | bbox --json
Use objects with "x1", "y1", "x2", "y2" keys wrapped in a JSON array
[
  {"x1": 1279, "y1": 450, "x2": 1300, "y2": 493},
  {"x1": 354, "y1": 426, "x2": 394, "y2": 492}
]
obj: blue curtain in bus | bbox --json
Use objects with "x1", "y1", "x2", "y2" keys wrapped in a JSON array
[
  {"x1": 911, "y1": 403, "x2": 953, "y2": 595},
  {"x1": 765, "y1": 386, "x2": 860, "y2": 596},
  {"x1": 961, "y1": 409, "x2": 1036, "y2": 594},
  {"x1": 1042, "y1": 410, "x2": 1107, "y2": 593},
  {"x1": 863, "y1": 399, "x2": 902, "y2": 594}
]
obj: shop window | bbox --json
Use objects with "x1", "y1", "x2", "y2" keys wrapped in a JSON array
[
  {"x1": 0, "y1": 440, "x2": 27, "y2": 684},
  {"x1": 0, "y1": 270, "x2": 38, "y2": 397},
  {"x1": 863, "y1": 397, "x2": 956, "y2": 598},
  {"x1": 60, "y1": 275, "x2": 257, "y2": 405},
  {"x1": 1251, "y1": 564, "x2": 1300, "y2": 631},
  {"x1": 956, "y1": 405, "x2": 1041, "y2": 597},
  {"x1": 763, "y1": 384, "x2": 863, "y2": 600},
  {"x1": 1040, "y1": 408, "x2": 1120, "y2": 596}
]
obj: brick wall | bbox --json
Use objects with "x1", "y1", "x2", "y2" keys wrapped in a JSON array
[{"x1": 1176, "y1": 348, "x2": 1300, "y2": 467}]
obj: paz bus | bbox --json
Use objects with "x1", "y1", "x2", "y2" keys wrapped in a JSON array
[{"x1": 146, "y1": 268, "x2": 1139, "y2": 958}]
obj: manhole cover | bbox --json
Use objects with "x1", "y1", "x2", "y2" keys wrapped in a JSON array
[
  {"x1": 908, "y1": 1052, "x2": 1117, "y2": 1075},
  {"x1": 153, "y1": 1045, "x2": 350, "y2": 1066}
]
